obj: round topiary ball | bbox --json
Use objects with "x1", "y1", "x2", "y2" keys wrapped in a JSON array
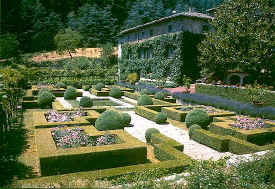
[
  {"x1": 137, "y1": 94, "x2": 153, "y2": 106},
  {"x1": 95, "y1": 110, "x2": 124, "y2": 131},
  {"x1": 145, "y1": 128, "x2": 160, "y2": 143},
  {"x1": 154, "y1": 91, "x2": 167, "y2": 100},
  {"x1": 109, "y1": 88, "x2": 122, "y2": 98},
  {"x1": 56, "y1": 82, "x2": 66, "y2": 89},
  {"x1": 72, "y1": 81, "x2": 82, "y2": 89},
  {"x1": 79, "y1": 96, "x2": 93, "y2": 107},
  {"x1": 189, "y1": 124, "x2": 202, "y2": 138},
  {"x1": 121, "y1": 112, "x2": 131, "y2": 127},
  {"x1": 185, "y1": 109, "x2": 210, "y2": 129},
  {"x1": 95, "y1": 83, "x2": 105, "y2": 91},
  {"x1": 38, "y1": 91, "x2": 54, "y2": 108},
  {"x1": 64, "y1": 87, "x2": 77, "y2": 100},
  {"x1": 38, "y1": 88, "x2": 51, "y2": 96},
  {"x1": 155, "y1": 112, "x2": 167, "y2": 124}
]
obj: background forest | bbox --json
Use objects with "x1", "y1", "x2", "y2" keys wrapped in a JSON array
[{"x1": 1, "y1": 0, "x2": 222, "y2": 53}]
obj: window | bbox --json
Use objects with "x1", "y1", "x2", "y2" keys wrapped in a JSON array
[
  {"x1": 168, "y1": 47, "x2": 174, "y2": 58},
  {"x1": 135, "y1": 33, "x2": 139, "y2": 41},
  {"x1": 138, "y1": 48, "x2": 153, "y2": 59},
  {"x1": 168, "y1": 25, "x2": 173, "y2": 33},
  {"x1": 149, "y1": 29, "x2": 154, "y2": 37},
  {"x1": 141, "y1": 31, "x2": 145, "y2": 38}
]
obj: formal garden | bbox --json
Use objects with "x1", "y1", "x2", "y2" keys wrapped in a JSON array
[{"x1": 1, "y1": 0, "x2": 274, "y2": 188}]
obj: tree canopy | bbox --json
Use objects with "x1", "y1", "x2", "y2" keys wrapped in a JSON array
[
  {"x1": 199, "y1": 0, "x2": 274, "y2": 84},
  {"x1": 0, "y1": 33, "x2": 20, "y2": 59}
]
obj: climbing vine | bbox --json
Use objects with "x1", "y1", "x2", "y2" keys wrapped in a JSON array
[{"x1": 119, "y1": 31, "x2": 204, "y2": 85}]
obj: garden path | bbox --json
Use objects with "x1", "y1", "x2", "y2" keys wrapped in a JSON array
[
  {"x1": 56, "y1": 97, "x2": 73, "y2": 109},
  {"x1": 124, "y1": 111, "x2": 233, "y2": 160}
]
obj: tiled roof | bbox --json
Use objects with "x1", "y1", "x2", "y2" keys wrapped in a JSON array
[{"x1": 120, "y1": 12, "x2": 213, "y2": 35}]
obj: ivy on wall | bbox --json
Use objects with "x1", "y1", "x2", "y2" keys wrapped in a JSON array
[{"x1": 119, "y1": 31, "x2": 204, "y2": 85}]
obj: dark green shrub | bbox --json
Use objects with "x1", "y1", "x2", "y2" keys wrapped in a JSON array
[
  {"x1": 145, "y1": 128, "x2": 160, "y2": 143},
  {"x1": 64, "y1": 87, "x2": 77, "y2": 100},
  {"x1": 95, "y1": 110, "x2": 124, "y2": 130},
  {"x1": 38, "y1": 88, "x2": 51, "y2": 96},
  {"x1": 154, "y1": 91, "x2": 168, "y2": 100},
  {"x1": 56, "y1": 82, "x2": 66, "y2": 89},
  {"x1": 155, "y1": 112, "x2": 167, "y2": 124},
  {"x1": 38, "y1": 91, "x2": 54, "y2": 107},
  {"x1": 121, "y1": 112, "x2": 131, "y2": 127},
  {"x1": 83, "y1": 85, "x2": 91, "y2": 91},
  {"x1": 140, "y1": 89, "x2": 155, "y2": 95},
  {"x1": 95, "y1": 83, "x2": 105, "y2": 91},
  {"x1": 137, "y1": 94, "x2": 153, "y2": 106},
  {"x1": 72, "y1": 81, "x2": 82, "y2": 89},
  {"x1": 185, "y1": 109, "x2": 210, "y2": 129},
  {"x1": 109, "y1": 88, "x2": 122, "y2": 98},
  {"x1": 189, "y1": 124, "x2": 202, "y2": 138},
  {"x1": 79, "y1": 96, "x2": 93, "y2": 107}
]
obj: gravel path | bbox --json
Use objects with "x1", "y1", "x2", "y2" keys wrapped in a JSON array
[
  {"x1": 56, "y1": 97, "x2": 73, "y2": 109},
  {"x1": 124, "y1": 111, "x2": 233, "y2": 160}
]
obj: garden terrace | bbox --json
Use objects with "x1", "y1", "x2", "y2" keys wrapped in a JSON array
[
  {"x1": 36, "y1": 125, "x2": 148, "y2": 176},
  {"x1": 33, "y1": 110, "x2": 99, "y2": 128},
  {"x1": 162, "y1": 105, "x2": 235, "y2": 122},
  {"x1": 189, "y1": 116, "x2": 275, "y2": 154},
  {"x1": 90, "y1": 88, "x2": 110, "y2": 96}
]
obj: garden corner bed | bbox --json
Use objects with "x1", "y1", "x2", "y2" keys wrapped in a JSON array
[
  {"x1": 33, "y1": 110, "x2": 100, "y2": 128},
  {"x1": 189, "y1": 115, "x2": 275, "y2": 154},
  {"x1": 35, "y1": 126, "x2": 147, "y2": 176}
]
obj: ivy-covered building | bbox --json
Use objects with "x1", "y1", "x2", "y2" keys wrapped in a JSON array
[{"x1": 118, "y1": 11, "x2": 213, "y2": 85}]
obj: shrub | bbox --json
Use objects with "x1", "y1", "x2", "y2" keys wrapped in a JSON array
[
  {"x1": 145, "y1": 128, "x2": 160, "y2": 143},
  {"x1": 155, "y1": 112, "x2": 167, "y2": 124},
  {"x1": 38, "y1": 91, "x2": 54, "y2": 107},
  {"x1": 185, "y1": 109, "x2": 210, "y2": 129},
  {"x1": 189, "y1": 124, "x2": 202, "y2": 138},
  {"x1": 56, "y1": 82, "x2": 66, "y2": 89},
  {"x1": 38, "y1": 88, "x2": 51, "y2": 96},
  {"x1": 154, "y1": 91, "x2": 168, "y2": 100},
  {"x1": 79, "y1": 96, "x2": 93, "y2": 107},
  {"x1": 127, "y1": 73, "x2": 139, "y2": 84},
  {"x1": 109, "y1": 88, "x2": 122, "y2": 98},
  {"x1": 121, "y1": 112, "x2": 131, "y2": 127},
  {"x1": 140, "y1": 89, "x2": 155, "y2": 95},
  {"x1": 137, "y1": 94, "x2": 153, "y2": 106},
  {"x1": 95, "y1": 83, "x2": 105, "y2": 91},
  {"x1": 64, "y1": 87, "x2": 77, "y2": 100},
  {"x1": 72, "y1": 81, "x2": 82, "y2": 89},
  {"x1": 83, "y1": 85, "x2": 91, "y2": 91},
  {"x1": 95, "y1": 110, "x2": 124, "y2": 130}
]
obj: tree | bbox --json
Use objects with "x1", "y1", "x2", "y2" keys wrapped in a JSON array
[
  {"x1": 99, "y1": 43, "x2": 117, "y2": 67},
  {"x1": 199, "y1": 0, "x2": 274, "y2": 84},
  {"x1": 124, "y1": 0, "x2": 170, "y2": 29},
  {"x1": 67, "y1": 4, "x2": 118, "y2": 47},
  {"x1": 54, "y1": 28, "x2": 82, "y2": 59},
  {"x1": 0, "y1": 33, "x2": 20, "y2": 59}
]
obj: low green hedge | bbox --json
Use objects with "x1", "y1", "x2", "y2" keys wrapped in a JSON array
[
  {"x1": 153, "y1": 144, "x2": 189, "y2": 161},
  {"x1": 151, "y1": 133, "x2": 184, "y2": 151},
  {"x1": 135, "y1": 106, "x2": 159, "y2": 122},
  {"x1": 90, "y1": 88, "x2": 109, "y2": 96},
  {"x1": 189, "y1": 127, "x2": 275, "y2": 154},
  {"x1": 22, "y1": 100, "x2": 39, "y2": 109},
  {"x1": 196, "y1": 84, "x2": 275, "y2": 107}
]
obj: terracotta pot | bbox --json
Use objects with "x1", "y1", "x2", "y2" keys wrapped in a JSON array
[{"x1": 253, "y1": 101, "x2": 265, "y2": 107}]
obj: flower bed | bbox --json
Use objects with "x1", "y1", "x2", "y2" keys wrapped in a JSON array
[
  {"x1": 51, "y1": 127, "x2": 120, "y2": 149},
  {"x1": 45, "y1": 110, "x2": 87, "y2": 122},
  {"x1": 229, "y1": 116, "x2": 266, "y2": 130}
]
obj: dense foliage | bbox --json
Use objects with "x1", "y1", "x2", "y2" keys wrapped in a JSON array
[
  {"x1": 155, "y1": 112, "x2": 168, "y2": 124},
  {"x1": 95, "y1": 110, "x2": 124, "y2": 131},
  {"x1": 64, "y1": 87, "x2": 77, "y2": 100},
  {"x1": 145, "y1": 128, "x2": 160, "y2": 143},
  {"x1": 137, "y1": 94, "x2": 153, "y2": 106},
  {"x1": 79, "y1": 96, "x2": 93, "y2": 107},
  {"x1": 120, "y1": 31, "x2": 204, "y2": 84},
  {"x1": 109, "y1": 87, "x2": 123, "y2": 99},
  {"x1": 95, "y1": 83, "x2": 105, "y2": 91},
  {"x1": 185, "y1": 109, "x2": 210, "y2": 128},
  {"x1": 121, "y1": 112, "x2": 131, "y2": 127},
  {"x1": 37, "y1": 90, "x2": 54, "y2": 108},
  {"x1": 154, "y1": 91, "x2": 168, "y2": 100},
  {"x1": 199, "y1": 0, "x2": 275, "y2": 85}
]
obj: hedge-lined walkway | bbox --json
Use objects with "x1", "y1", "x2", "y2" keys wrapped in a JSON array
[{"x1": 124, "y1": 111, "x2": 233, "y2": 160}]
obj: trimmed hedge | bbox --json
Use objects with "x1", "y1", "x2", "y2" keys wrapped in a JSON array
[
  {"x1": 156, "y1": 112, "x2": 167, "y2": 124},
  {"x1": 145, "y1": 128, "x2": 160, "y2": 143},
  {"x1": 64, "y1": 87, "x2": 78, "y2": 100},
  {"x1": 137, "y1": 94, "x2": 153, "y2": 106},
  {"x1": 185, "y1": 109, "x2": 210, "y2": 129},
  {"x1": 151, "y1": 133, "x2": 184, "y2": 151},
  {"x1": 109, "y1": 88, "x2": 123, "y2": 99},
  {"x1": 90, "y1": 88, "x2": 109, "y2": 96},
  {"x1": 95, "y1": 83, "x2": 105, "y2": 91},
  {"x1": 95, "y1": 110, "x2": 124, "y2": 131},
  {"x1": 196, "y1": 84, "x2": 275, "y2": 107},
  {"x1": 135, "y1": 106, "x2": 159, "y2": 122},
  {"x1": 79, "y1": 96, "x2": 93, "y2": 107}
]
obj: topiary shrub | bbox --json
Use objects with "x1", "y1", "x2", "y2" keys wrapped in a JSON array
[
  {"x1": 137, "y1": 94, "x2": 153, "y2": 106},
  {"x1": 38, "y1": 88, "x2": 51, "y2": 96},
  {"x1": 189, "y1": 124, "x2": 202, "y2": 138},
  {"x1": 83, "y1": 85, "x2": 91, "y2": 91},
  {"x1": 95, "y1": 110, "x2": 124, "y2": 130},
  {"x1": 145, "y1": 128, "x2": 160, "y2": 143},
  {"x1": 38, "y1": 91, "x2": 54, "y2": 108},
  {"x1": 95, "y1": 83, "x2": 105, "y2": 91},
  {"x1": 121, "y1": 112, "x2": 131, "y2": 127},
  {"x1": 154, "y1": 91, "x2": 168, "y2": 100},
  {"x1": 185, "y1": 109, "x2": 210, "y2": 129},
  {"x1": 155, "y1": 112, "x2": 167, "y2": 124},
  {"x1": 109, "y1": 87, "x2": 122, "y2": 98},
  {"x1": 72, "y1": 81, "x2": 82, "y2": 89},
  {"x1": 79, "y1": 96, "x2": 93, "y2": 107},
  {"x1": 56, "y1": 82, "x2": 66, "y2": 89},
  {"x1": 64, "y1": 87, "x2": 77, "y2": 100}
]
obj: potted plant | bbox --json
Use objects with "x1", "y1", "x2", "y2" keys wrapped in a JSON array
[{"x1": 246, "y1": 83, "x2": 266, "y2": 106}]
